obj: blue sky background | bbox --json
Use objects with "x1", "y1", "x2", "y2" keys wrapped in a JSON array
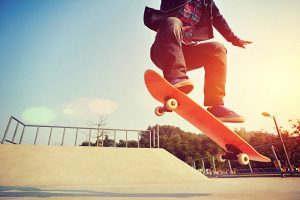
[{"x1": 1, "y1": 0, "x2": 300, "y2": 141}]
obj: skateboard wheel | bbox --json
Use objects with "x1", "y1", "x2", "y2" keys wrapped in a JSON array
[
  {"x1": 237, "y1": 153, "x2": 250, "y2": 165},
  {"x1": 155, "y1": 106, "x2": 165, "y2": 116},
  {"x1": 165, "y1": 99, "x2": 178, "y2": 111},
  {"x1": 216, "y1": 152, "x2": 226, "y2": 163}
]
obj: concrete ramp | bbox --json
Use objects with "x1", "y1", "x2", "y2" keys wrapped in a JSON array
[
  {"x1": 1, "y1": 144, "x2": 300, "y2": 200},
  {"x1": 0, "y1": 144, "x2": 207, "y2": 186}
]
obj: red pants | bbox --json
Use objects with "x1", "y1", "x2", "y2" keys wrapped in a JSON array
[{"x1": 150, "y1": 17, "x2": 227, "y2": 106}]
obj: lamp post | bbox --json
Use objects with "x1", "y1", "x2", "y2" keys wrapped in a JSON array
[{"x1": 262, "y1": 112, "x2": 294, "y2": 174}]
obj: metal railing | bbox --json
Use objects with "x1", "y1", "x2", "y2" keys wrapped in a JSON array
[
  {"x1": 195, "y1": 139, "x2": 300, "y2": 177},
  {"x1": 1, "y1": 116, "x2": 155, "y2": 148}
]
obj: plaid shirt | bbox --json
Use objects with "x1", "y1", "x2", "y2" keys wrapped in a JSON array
[{"x1": 177, "y1": 0, "x2": 203, "y2": 44}]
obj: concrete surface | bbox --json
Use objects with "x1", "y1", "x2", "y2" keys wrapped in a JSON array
[
  {"x1": 0, "y1": 144, "x2": 207, "y2": 186},
  {"x1": 0, "y1": 144, "x2": 299, "y2": 200}
]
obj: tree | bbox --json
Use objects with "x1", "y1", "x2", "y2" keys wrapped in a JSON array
[
  {"x1": 139, "y1": 125, "x2": 220, "y2": 165},
  {"x1": 281, "y1": 119, "x2": 300, "y2": 167},
  {"x1": 93, "y1": 115, "x2": 108, "y2": 147},
  {"x1": 116, "y1": 140, "x2": 138, "y2": 148},
  {"x1": 289, "y1": 119, "x2": 300, "y2": 136},
  {"x1": 80, "y1": 115, "x2": 109, "y2": 147},
  {"x1": 139, "y1": 125, "x2": 300, "y2": 170}
]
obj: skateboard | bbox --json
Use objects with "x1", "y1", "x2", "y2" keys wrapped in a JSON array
[{"x1": 144, "y1": 69, "x2": 271, "y2": 165}]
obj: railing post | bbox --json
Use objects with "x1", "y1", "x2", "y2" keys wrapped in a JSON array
[
  {"x1": 48, "y1": 127, "x2": 53, "y2": 145},
  {"x1": 61, "y1": 128, "x2": 66, "y2": 146},
  {"x1": 12, "y1": 122, "x2": 19, "y2": 144},
  {"x1": 137, "y1": 132, "x2": 140, "y2": 148},
  {"x1": 75, "y1": 128, "x2": 79, "y2": 146},
  {"x1": 19, "y1": 126, "x2": 26, "y2": 144},
  {"x1": 149, "y1": 130, "x2": 152, "y2": 148},
  {"x1": 126, "y1": 131, "x2": 128, "y2": 148},
  {"x1": 212, "y1": 157, "x2": 217, "y2": 175},
  {"x1": 88, "y1": 129, "x2": 91, "y2": 146},
  {"x1": 101, "y1": 130, "x2": 104, "y2": 147},
  {"x1": 157, "y1": 125, "x2": 160, "y2": 148},
  {"x1": 34, "y1": 127, "x2": 40, "y2": 145},
  {"x1": 1, "y1": 117, "x2": 13, "y2": 144},
  {"x1": 113, "y1": 130, "x2": 116, "y2": 147},
  {"x1": 202, "y1": 159, "x2": 206, "y2": 175},
  {"x1": 248, "y1": 161, "x2": 253, "y2": 174},
  {"x1": 153, "y1": 129, "x2": 156, "y2": 147},
  {"x1": 228, "y1": 160, "x2": 233, "y2": 174}
]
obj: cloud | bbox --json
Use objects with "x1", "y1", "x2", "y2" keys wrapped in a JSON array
[
  {"x1": 88, "y1": 99, "x2": 118, "y2": 115},
  {"x1": 62, "y1": 108, "x2": 74, "y2": 114},
  {"x1": 61, "y1": 97, "x2": 118, "y2": 119}
]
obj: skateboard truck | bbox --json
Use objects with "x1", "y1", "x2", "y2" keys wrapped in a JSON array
[
  {"x1": 217, "y1": 144, "x2": 250, "y2": 165},
  {"x1": 155, "y1": 97, "x2": 178, "y2": 116}
]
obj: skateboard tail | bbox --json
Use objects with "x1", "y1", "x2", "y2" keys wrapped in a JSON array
[{"x1": 175, "y1": 107, "x2": 271, "y2": 163}]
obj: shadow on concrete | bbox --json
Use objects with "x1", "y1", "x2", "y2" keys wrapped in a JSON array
[{"x1": 0, "y1": 186, "x2": 211, "y2": 198}]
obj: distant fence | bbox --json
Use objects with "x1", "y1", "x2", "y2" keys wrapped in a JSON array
[
  {"x1": 1, "y1": 116, "x2": 156, "y2": 148},
  {"x1": 194, "y1": 142, "x2": 300, "y2": 177}
]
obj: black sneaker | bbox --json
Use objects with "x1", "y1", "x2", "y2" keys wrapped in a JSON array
[
  {"x1": 207, "y1": 105, "x2": 245, "y2": 123},
  {"x1": 169, "y1": 78, "x2": 194, "y2": 94}
]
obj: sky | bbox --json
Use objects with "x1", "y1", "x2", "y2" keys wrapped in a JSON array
[{"x1": 0, "y1": 0, "x2": 300, "y2": 142}]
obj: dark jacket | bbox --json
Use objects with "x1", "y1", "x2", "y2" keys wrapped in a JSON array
[
  {"x1": 160, "y1": 0, "x2": 189, "y2": 11},
  {"x1": 145, "y1": 0, "x2": 240, "y2": 43}
]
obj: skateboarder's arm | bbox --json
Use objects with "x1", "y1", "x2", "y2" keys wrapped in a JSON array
[{"x1": 211, "y1": 1, "x2": 252, "y2": 48}]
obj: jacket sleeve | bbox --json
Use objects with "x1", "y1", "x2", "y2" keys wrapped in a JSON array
[{"x1": 211, "y1": 1, "x2": 241, "y2": 44}]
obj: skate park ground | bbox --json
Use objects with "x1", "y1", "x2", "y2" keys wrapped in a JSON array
[{"x1": 0, "y1": 144, "x2": 299, "y2": 200}]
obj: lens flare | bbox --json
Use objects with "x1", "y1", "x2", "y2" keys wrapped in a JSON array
[{"x1": 21, "y1": 107, "x2": 56, "y2": 124}]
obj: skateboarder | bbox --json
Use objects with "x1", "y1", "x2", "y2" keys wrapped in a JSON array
[{"x1": 144, "y1": 0, "x2": 252, "y2": 123}]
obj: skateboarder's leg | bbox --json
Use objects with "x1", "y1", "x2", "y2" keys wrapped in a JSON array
[
  {"x1": 183, "y1": 41, "x2": 226, "y2": 106},
  {"x1": 150, "y1": 17, "x2": 193, "y2": 94},
  {"x1": 183, "y1": 41, "x2": 244, "y2": 123}
]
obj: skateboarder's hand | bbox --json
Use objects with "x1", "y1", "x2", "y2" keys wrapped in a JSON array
[{"x1": 232, "y1": 39, "x2": 252, "y2": 49}]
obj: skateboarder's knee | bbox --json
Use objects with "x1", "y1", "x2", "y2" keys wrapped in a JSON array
[{"x1": 211, "y1": 42, "x2": 227, "y2": 56}]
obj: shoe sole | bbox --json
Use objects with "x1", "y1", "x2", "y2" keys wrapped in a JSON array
[
  {"x1": 173, "y1": 79, "x2": 194, "y2": 94},
  {"x1": 218, "y1": 116, "x2": 245, "y2": 123}
]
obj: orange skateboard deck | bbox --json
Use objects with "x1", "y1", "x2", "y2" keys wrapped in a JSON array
[{"x1": 145, "y1": 69, "x2": 271, "y2": 164}]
